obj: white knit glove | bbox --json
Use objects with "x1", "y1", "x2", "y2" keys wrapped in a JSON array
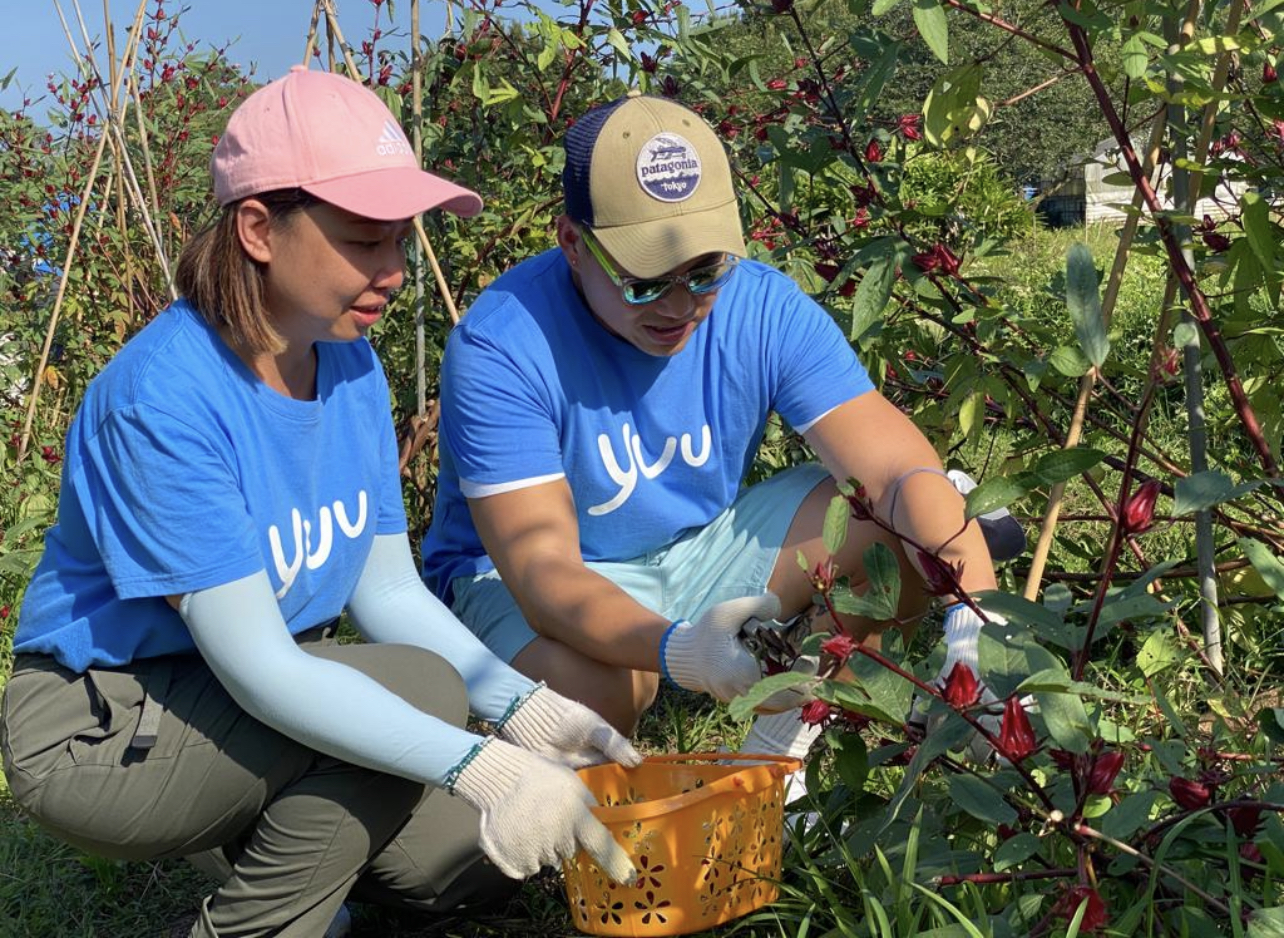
[
  {"x1": 498, "y1": 684, "x2": 644, "y2": 769},
  {"x1": 661, "y1": 593, "x2": 781, "y2": 702},
  {"x1": 450, "y1": 739, "x2": 635, "y2": 884}
]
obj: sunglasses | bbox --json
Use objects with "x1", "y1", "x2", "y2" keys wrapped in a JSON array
[{"x1": 579, "y1": 227, "x2": 740, "y2": 306}]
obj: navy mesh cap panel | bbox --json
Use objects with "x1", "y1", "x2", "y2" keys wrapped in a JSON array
[{"x1": 562, "y1": 96, "x2": 631, "y2": 226}]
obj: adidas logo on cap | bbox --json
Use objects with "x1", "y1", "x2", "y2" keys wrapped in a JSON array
[{"x1": 375, "y1": 119, "x2": 412, "y2": 157}]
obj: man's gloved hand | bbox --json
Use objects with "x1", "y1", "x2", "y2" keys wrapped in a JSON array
[
  {"x1": 450, "y1": 739, "x2": 636, "y2": 884},
  {"x1": 661, "y1": 593, "x2": 781, "y2": 703},
  {"x1": 910, "y1": 603, "x2": 1009, "y2": 761},
  {"x1": 498, "y1": 684, "x2": 643, "y2": 770},
  {"x1": 740, "y1": 615, "x2": 819, "y2": 713}
]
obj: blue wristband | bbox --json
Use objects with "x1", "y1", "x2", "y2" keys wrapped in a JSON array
[{"x1": 658, "y1": 620, "x2": 683, "y2": 685}]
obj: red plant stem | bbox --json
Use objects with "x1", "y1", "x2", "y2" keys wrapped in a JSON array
[
  {"x1": 935, "y1": 868, "x2": 1077, "y2": 886},
  {"x1": 942, "y1": 0, "x2": 1077, "y2": 62},
  {"x1": 1073, "y1": 376, "x2": 1161, "y2": 680},
  {"x1": 1059, "y1": 14, "x2": 1280, "y2": 478}
]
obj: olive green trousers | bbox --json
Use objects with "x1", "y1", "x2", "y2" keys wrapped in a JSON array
[{"x1": 0, "y1": 628, "x2": 515, "y2": 936}]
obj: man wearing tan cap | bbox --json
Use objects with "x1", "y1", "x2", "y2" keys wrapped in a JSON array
[{"x1": 422, "y1": 92, "x2": 1016, "y2": 782}]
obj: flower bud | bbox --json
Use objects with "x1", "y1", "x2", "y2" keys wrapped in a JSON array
[
  {"x1": 1121, "y1": 479, "x2": 1161, "y2": 535},
  {"x1": 1087, "y1": 750, "x2": 1125, "y2": 794},
  {"x1": 941, "y1": 661, "x2": 981, "y2": 708},
  {"x1": 996, "y1": 696, "x2": 1038, "y2": 762},
  {"x1": 1169, "y1": 776, "x2": 1211, "y2": 810}
]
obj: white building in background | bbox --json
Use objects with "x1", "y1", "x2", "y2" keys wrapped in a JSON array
[{"x1": 1038, "y1": 136, "x2": 1248, "y2": 227}]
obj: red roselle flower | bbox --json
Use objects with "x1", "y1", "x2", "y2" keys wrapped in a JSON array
[
  {"x1": 1159, "y1": 346, "x2": 1181, "y2": 376},
  {"x1": 1087, "y1": 750, "x2": 1126, "y2": 794},
  {"x1": 1169, "y1": 776, "x2": 1212, "y2": 810},
  {"x1": 1228, "y1": 805, "x2": 1264, "y2": 838},
  {"x1": 911, "y1": 243, "x2": 961, "y2": 277},
  {"x1": 915, "y1": 549, "x2": 962, "y2": 597},
  {"x1": 800, "y1": 699, "x2": 834, "y2": 726},
  {"x1": 897, "y1": 113, "x2": 921, "y2": 140},
  {"x1": 1052, "y1": 885, "x2": 1109, "y2": 933},
  {"x1": 1121, "y1": 479, "x2": 1161, "y2": 535},
  {"x1": 941, "y1": 661, "x2": 981, "y2": 708},
  {"x1": 864, "y1": 138, "x2": 883, "y2": 163},
  {"x1": 1265, "y1": 61, "x2": 1278, "y2": 83},
  {"x1": 1202, "y1": 230, "x2": 1232, "y2": 252},
  {"x1": 996, "y1": 696, "x2": 1038, "y2": 762},
  {"x1": 820, "y1": 632, "x2": 858, "y2": 664}
]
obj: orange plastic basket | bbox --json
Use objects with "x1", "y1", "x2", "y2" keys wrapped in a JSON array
[{"x1": 563, "y1": 752, "x2": 801, "y2": 937}]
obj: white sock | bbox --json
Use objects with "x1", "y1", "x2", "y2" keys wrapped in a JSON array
[{"x1": 738, "y1": 709, "x2": 822, "y2": 760}]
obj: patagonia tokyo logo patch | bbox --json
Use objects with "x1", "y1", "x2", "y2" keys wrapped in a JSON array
[{"x1": 635, "y1": 132, "x2": 701, "y2": 202}]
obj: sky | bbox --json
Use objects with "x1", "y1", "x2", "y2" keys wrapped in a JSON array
[{"x1": 0, "y1": 0, "x2": 464, "y2": 114}]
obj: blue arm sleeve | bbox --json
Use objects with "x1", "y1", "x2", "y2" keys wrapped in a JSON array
[
  {"x1": 179, "y1": 571, "x2": 481, "y2": 786},
  {"x1": 346, "y1": 533, "x2": 536, "y2": 721}
]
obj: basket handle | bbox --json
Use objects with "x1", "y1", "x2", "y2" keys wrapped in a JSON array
[
  {"x1": 643, "y1": 752, "x2": 801, "y2": 772},
  {"x1": 588, "y1": 752, "x2": 802, "y2": 824}
]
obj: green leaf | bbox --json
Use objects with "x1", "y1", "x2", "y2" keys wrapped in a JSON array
[
  {"x1": 913, "y1": 0, "x2": 950, "y2": 64},
  {"x1": 1243, "y1": 191, "x2": 1278, "y2": 276},
  {"x1": 1173, "y1": 470, "x2": 1259, "y2": 515},
  {"x1": 864, "y1": 542, "x2": 903, "y2": 620},
  {"x1": 850, "y1": 256, "x2": 897, "y2": 341},
  {"x1": 978, "y1": 621, "x2": 1062, "y2": 699},
  {"x1": 1194, "y1": 35, "x2": 1241, "y2": 54},
  {"x1": 993, "y1": 832, "x2": 1041, "y2": 871},
  {"x1": 1121, "y1": 34, "x2": 1148, "y2": 78},
  {"x1": 872, "y1": 0, "x2": 905, "y2": 14},
  {"x1": 1029, "y1": 447, "x2": 1106, "y2": 486},
  {"x1": 1137, "y1": 628, "x2": 1179, "y2": 677},
  {"x1": 1101, "y1": 791, "x2": 1159, "y2": 840},
  {"x1": 1240, "y1": 537, "x2": 1284, "y2": 600},
  {"x1": 829, "y1": 582, "x2": 892, "y2": 620},
  {"x1": 1065, "y1": 243, "x2": 1109, "y2": 368},
  {"x1": 1095, "y1": 593, "x2": 1172, "y2": 628},
  {"x1": 823, "y1": 493, "x2": 850, "y2": 558},
  {"x1": 974, "y1": 590, "x2": 1067, "y2": 632},
  {"x1": 948, "y1": 774, "x2": 1018, "y2": 825},
  {"x1": 964, "y1": 476, "x2": 1026, "y2": 519},
  {"x1": 828, "y1": 729, "x2": 870, "y2": 792},
  {"x1": 605, "y1": 27, "x2": 632, "y2": 60},
  {"x1": 728, "y1": 672, "x2": 819, "y2": 721},
  {"x1": 1248, "y1": 907, "x2": 1284, "y2": 938},
  {"x1": 1049, "y1": 345, "x2": 1091, "y2": 377},
  {"x1": 1036, "y1": 688, "x2": 1094, "y2": 753},
  {"x1": 1258, "y1": 708, "x2": 1284, "y2": 746}
]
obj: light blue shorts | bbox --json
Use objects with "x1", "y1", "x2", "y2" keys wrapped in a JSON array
[{"x1": 449, "y1": 463, "x2": 831, "y2": 664}]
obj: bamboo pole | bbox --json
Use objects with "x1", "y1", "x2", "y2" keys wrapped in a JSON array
[
  {"x1": 17, "y1": 0, "x2": 150, "y2": 465},
  {"x1": 1021, "y1": 116, "x2": 1167, "y2": 600},
  {"x1": 412, "y1": 0, "x2": 428, "y2": 416},
  {"x1": 57, "y1": 0, "x2": 174, "y2": 292},
  {"x1": 302, "y1": 0, "x2": 324, "y2": 65}
]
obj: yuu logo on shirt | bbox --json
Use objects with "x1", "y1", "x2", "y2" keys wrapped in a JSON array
[
  {"x1": 269, "y1": 490, "x2": 369, "y2": 598},
  {"x1": 588, "y1": 423, "x2": 711, "y2": 516}
]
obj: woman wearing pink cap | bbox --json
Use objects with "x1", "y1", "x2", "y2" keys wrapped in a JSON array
[{"x1": 1, "y1": 67, "x2": 636, "y2": 937}]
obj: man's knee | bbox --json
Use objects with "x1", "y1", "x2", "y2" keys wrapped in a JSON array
[{"x1": 512, "y1": 639, "x2": 658, "y2": 736}]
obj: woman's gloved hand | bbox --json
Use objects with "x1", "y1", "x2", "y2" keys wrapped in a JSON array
[
  {"x1": 450, "y1": 739, "x2": 636, "y2": 884},
  {"x1": 497, "y1": 684, "x2": 643, "y2": 769}
]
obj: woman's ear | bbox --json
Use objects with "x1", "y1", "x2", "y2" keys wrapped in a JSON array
[{"x1": 234, "y1": 199, "x2": 274, "y2": 264}]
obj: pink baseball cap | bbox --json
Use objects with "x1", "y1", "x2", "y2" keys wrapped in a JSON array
[{"x1": 212, "y1": 66, "x2": 482, "y2": 221}]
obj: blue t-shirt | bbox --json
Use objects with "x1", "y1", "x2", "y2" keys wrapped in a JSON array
[
  {"x1": 421, "y1": 250, "x2": 874, "y2": 600},
  {"x1": 15, "y1": 301, "x2": 407, "y2": 672}
]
